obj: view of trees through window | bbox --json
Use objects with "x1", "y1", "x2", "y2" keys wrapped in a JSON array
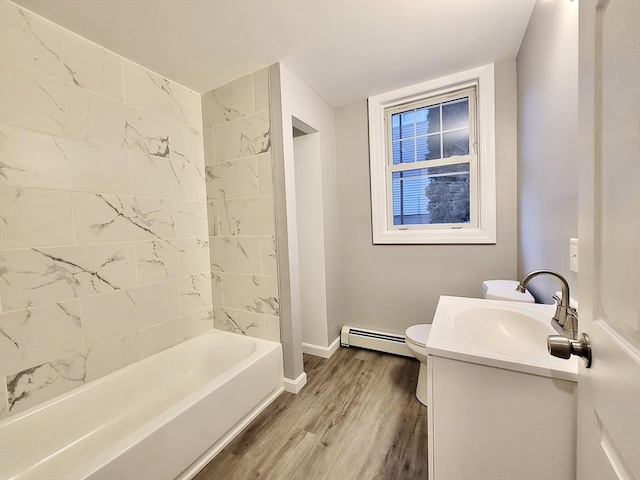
[{"x1": 390, "y1": 95, "x2": 471, "y2": 226}]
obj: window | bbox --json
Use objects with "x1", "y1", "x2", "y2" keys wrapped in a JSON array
[
  {"x1": 368, "y1": 64, "x2": 496, "y2": 244},
  {"x1": 389, "y1": 88, "x2": 475, "y2": 227}
]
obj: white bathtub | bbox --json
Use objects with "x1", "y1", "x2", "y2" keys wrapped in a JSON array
[{"x1": 0, "y1": 330, "x2": 283, "y2": 480}]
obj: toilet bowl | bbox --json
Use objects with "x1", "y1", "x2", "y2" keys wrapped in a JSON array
[
  {"x1": 405, "y1": 279, "x2": 534, "y2": 406},
  {"x1": 404, "y1": 324, "x2": 431, "y2": 406}
]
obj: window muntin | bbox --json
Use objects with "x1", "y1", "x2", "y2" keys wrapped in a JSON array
[{"x1": 386, "y1": 87, "x2": 477, "y2": 230}]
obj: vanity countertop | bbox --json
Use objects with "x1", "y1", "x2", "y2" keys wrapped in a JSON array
[{"x1": 426, "y1": 296, "x2": 579, "y2": 381}]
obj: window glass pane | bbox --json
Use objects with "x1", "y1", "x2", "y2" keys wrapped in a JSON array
[
  {"x1": 392, "y1": 170, "x2": 431, "y2": 225},
  {"x1": 424, "y1": 165, "x2": 470, "y2": 225},
  {"x1": 428, "y1": 106, "x2": 441, "y2": 134},
  {"x1": 416, "y1": 137, "x2": 428, "y2": 161},
  {"x1": 415, "y1": 106, "x2": 440, "y2": 135},
  {"x1": 400, "y1": 139, "x2": 415, "y2": 163},
  {"x1": 392, "y1": 164, "x2": 470, "y2": 226},
  {"x1": 415, "y1": 108, "x2": 427, "y2": 135},
  {"x1": 392, "y1": 115, "x2": 400, "y2": 141},
  {"x1": 442, "y1": 129, "x2": 469, "y2": 158},
  {"x1": 392, "y1": 140, "x2": 401, "y2": 165},
  {"x1": 417, "y1": 134, "x2": 441, "y2": 161},
  {"x1": 400, "y1": 111, "x2": 414, "y2": 138},
  {"x1": 442, "y1": 98, "x2": 469, "y2": 131}
]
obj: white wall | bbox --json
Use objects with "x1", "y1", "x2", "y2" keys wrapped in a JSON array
[
  {"x1": 280, "y1": 64, "x2": 341, "y2": 349},
  {"x1": 270, "y1": 63, "x2": 340, "y2": 378},
  {"x1": 516, "y1": 0, "x2": 579, "y2": 303},
  {"x1": 335, "y1": 61, "x2": 518, "y2": 334}
]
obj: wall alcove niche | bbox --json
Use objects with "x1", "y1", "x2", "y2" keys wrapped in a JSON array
[{"x1": 270, "y1": 64, "x2": 342, "y2": 391}]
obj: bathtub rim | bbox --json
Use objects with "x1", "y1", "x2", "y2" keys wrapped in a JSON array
[{"x1": 0, "y1": 329, "x2": 276, "y2": 427}]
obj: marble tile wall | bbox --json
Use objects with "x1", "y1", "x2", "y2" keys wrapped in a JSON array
[
  {"x1": 202, "y1": 71, "x2": 280, "y2": 343},
  {"x1": 0, "y1": 0, "x2": 212, "y2": 418}
]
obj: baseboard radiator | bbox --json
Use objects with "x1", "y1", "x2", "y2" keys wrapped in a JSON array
[{"x1": 340, "y1": 326, "x2": 412, "y2": 358}]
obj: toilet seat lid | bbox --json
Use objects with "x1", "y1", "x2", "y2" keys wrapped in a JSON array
[{"x1": 405, "y1": 324, "x2": 431, "y2": 347}]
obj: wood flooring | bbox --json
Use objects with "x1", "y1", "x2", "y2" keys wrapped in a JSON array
[{"x1": 194, "y1": 346, "x2": 427, "y2": 480}]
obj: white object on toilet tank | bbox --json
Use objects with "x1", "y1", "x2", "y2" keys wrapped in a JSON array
[{"x1": 482, "y1": 280, "x2": 535, "y2": 303}]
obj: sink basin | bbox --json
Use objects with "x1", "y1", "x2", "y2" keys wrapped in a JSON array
[
  {"x1": 451, "y1": 305, "x2": 552, "y2": 353},
  {"x1": 426, "y1": 296, "x2": 578, "y2": 382}
]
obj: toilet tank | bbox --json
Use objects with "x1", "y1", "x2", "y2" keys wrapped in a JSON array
[{"x1": 482, "y1": 280, "x2": 535, "y2": 303}]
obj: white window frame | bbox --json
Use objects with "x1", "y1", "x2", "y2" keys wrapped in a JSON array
[
  {"x1": 385, "y1": 87, "x2": 478, "y2": 230},
  {"x1": 368, "y1": 63, "x2": 496, "y2": 244}
]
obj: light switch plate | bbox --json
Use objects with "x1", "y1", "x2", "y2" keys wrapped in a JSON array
[{"x1": 570, "y1": 238, "x2": 579, "y2": 273}]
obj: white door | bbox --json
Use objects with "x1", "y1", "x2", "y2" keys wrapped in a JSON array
[{"x1": 577, "y1": 0, "x2": 640, "y2": 479}]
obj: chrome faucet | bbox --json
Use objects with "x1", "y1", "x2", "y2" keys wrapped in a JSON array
[{"x1": 516, "y1": 270, "x2": 578, "y2": 339}]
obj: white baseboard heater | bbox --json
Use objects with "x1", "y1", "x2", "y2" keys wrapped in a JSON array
[{"x1": 340, "y1": 326, "x2": 412, "y2": 358}]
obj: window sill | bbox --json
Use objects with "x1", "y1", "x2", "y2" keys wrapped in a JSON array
[{"x1": 373, "y1": 228, "x2": 496, "y2": 245}]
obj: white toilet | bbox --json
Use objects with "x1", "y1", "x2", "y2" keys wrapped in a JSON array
[
  {"x1": 404, "y1": 323, "x2": 432, "y2": 405},
  {"x1": 481, "y1": 279, "x2": 535, "y2": 303},
  {"x1": 404, "y1": 279, "x2": 534, "y2": 406}
]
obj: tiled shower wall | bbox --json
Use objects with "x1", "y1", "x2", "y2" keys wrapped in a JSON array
[
  {"x1": 0, "y1": 0, "x2": 213, "y2": 417},
  {"x1": 202, "y1": 73, "x2": 280, "y2": 342}
]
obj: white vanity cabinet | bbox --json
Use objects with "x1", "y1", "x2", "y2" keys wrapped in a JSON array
[
  {"x1": 427, "y1": 355, "x2": 576, "y2": 480},
  {"x1": 425, "y1": 296, "x2": 578, "y2": 480}
]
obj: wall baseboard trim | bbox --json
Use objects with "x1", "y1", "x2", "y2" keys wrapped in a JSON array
[
  {"x1": 302, "y1": 336, "x2": 341, "y2": 358},
  {"x1": 283, "y1": 372, "x2": 307, "y2": 394}
]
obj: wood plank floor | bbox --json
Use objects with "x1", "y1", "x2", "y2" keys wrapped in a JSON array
[{"x1": 194, "y1": 347, "x2": 427, "y2": 480}]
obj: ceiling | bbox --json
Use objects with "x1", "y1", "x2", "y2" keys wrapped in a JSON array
[{"x1": 13, "y1": 0, "x2": 535, "y2": 108}]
